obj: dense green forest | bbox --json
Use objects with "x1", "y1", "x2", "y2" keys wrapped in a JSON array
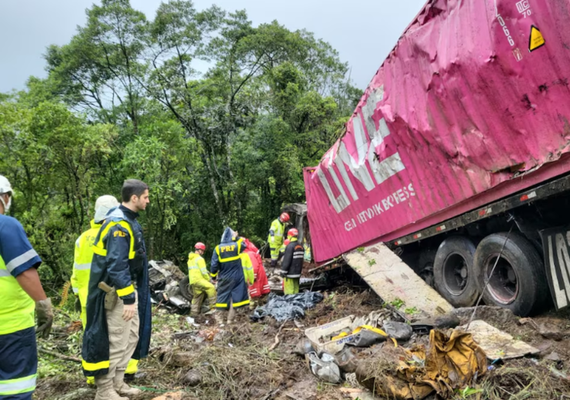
[{"x1": 0, "y1": 0, "x2": 360, "y2": 291}]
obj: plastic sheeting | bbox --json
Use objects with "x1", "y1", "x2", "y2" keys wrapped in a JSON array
[
  {"x1": 250, "y1": 292, "x2": 324, "y2": 322},
  {"x1": 305, "y1": 0, "x2": 570, "y2": 262}
]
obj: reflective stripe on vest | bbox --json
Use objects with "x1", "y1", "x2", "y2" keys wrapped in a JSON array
[
  {"x1": 92, "y1": 220, "x2": 136, "y2": 260},
  {"x1": 0, "y1": 255, "x2": 35, "y2": 335},
  {"x1": 0, "y1": 374, "x2": 37, "y2": 395}
]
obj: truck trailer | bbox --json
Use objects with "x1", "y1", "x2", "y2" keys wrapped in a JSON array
[{"x1": 303, "y1": 0, "x2": 570, "y2": 316}]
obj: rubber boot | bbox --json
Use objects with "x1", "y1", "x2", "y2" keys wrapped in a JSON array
[
  {"x1": 95, "y1": 377, "x2": 128, "y2": 400},
  {"x1": 114, "y1": 370, "x2": 142, "y2": 396},
  {"x1": 227, "y1": 304, "x2": 236, "y2": 324}
]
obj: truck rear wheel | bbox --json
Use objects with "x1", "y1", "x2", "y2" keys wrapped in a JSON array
[
  {"x1": 473, "y1": 232, "x2": 549, "y2": 316},
  {"x1": 433, "y1": 236, "x2": 479, "y2": 307}
]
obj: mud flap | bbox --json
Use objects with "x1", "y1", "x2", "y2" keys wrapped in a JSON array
[{"x1": 540, "y1": 227, "x2": 570, "y2": 310}]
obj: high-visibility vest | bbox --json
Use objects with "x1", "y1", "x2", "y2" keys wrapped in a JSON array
[
  {"x1": 187, "y1": 253, "x2": 209, "y2": 284},
  {"x1": 71, "y1": 220, "x2": 101, "y2": 328},
  {"x1": 268, "y1": 219, "x2": 285, "y2": 246},
  {"x1": 0, "y1": 256, "x2": 35, "y2": 336},
  {"x1": 240, "y1": 253, "x2": 254, "y2": 286}
]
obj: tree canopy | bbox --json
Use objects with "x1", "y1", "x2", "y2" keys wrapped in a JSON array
[{"x1": 0, "y1": 0, "x2": 361, "y2": 289}]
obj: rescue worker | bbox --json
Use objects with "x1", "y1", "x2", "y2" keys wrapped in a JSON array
[
  {"x1": 82, "y1": 179, "x2": 152, "y2": 400},
  {"x1": 0, "y1": 175, "x2": 53, "y2": 400},
  {"x1": 71, "y1": 195, "x2": 120, "y2": 386},
  {"x1": 243, "y1": 238, "x2": 270, "y2": 301},
  {"x1": 210, "y1": 228, "x2": 249, "y2": 324},
  {"x1": 187, "y1": 242, "x2": 216, "y2": 317},
  {"x1": 267, "y1": 212, "x2": 290, "y2": 272},
  {"x1": 279, "y1": 228, "x2": 304, "y2": 295},
  {"x1": 72, "y1": 195, "x2": 119, "y2": 328}
]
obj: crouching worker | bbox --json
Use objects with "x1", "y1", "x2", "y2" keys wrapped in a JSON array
[
  {"x1": 82, "y1": 180, "x2": 152, "y2": 400},
  {"x1": 279, "y1": 229, "x2": 304, "y2": 295},
  {"x1": 188, "y1": 242, "x2": 216, "y2": 317},
  {"x1": 211, "y1": 228, "x2": 248, "y2": 324}
]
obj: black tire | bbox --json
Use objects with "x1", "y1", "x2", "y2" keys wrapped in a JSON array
[
  {"x1": 474, "y1": 232, "x2": 549, "y2": 316},
  {"x1": 178, "y1": 278, "x2": 193, "y2": 302},
  {"x1": 434, "y1": 236, "x2": 479, "y2": 307}
]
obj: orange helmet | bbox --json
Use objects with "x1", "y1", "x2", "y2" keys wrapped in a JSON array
[
  {"x1": 288, "y1": 228, "x2": 298, "y2": 237},
  {"x1": 280, "y1": 212, "x2": 290, "y2": 222}
]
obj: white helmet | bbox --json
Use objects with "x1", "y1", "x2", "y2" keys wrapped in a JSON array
[
  {"x1": 94, "y1": 195, "x2": 119, "y2": 222},
  {"x1": 0, "y1": 175, "x2": 13, "y2": 213},
  {"x1": 0, "y1": 175, "x2": 12, "y2": 195}
]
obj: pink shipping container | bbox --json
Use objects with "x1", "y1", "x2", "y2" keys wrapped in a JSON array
[{"x1": 303, "y1": 0, "x2": 570, "y2": 316}]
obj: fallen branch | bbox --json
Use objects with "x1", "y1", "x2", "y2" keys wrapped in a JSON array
[
  {"x1": 38, "y1": 348, "x2": 81, "y2": 363},
  {"x1": 268, "y1": 321, "x2": 287, "y2": 352}
]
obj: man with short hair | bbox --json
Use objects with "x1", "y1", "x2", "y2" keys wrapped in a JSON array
[
  {"x1": 0, "y1": 175, "x2": 53, "y2": 400},
  {"x1": 188, "y1": 242, "x2": 216, "y2": 317},
  {"x1": 82, "y1": 180, "x2": 152, "y2": 400},
  {"x1": 279, "y1": 228, "x2": 304, "y2": 295},
  {"x1": 267, "y1": 213, "x2": 290, "y2": 272}
]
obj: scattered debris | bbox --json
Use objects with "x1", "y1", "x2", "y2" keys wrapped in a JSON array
[
  {"x1": 306, "y1": 352, "x2": 342, "y2": 383},
  {"x1": 181, "y1": 369, "x2": 203, "y2": 387},
  {"x1": 382, "y1": 321, "x2": 413, "y2": 341},
  {"x1": 356, "y1": 330, "x2": 487, "y2": 400},
  {"x1": 464, "y1": 320, "x2": 540, "y2": 360},
  {"x1": 251, "y1": 292, "x2": 324, "y2": 322},
  {"x1": 151, "y1": 391, "x2": 185, "y2": 400}
]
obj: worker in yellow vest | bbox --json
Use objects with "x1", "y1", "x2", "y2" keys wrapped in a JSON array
[
  {"x1": 0, "y1": 175, "x2": 53, "y2": 400},
  {"x1": 267, "y1": 213, "x2": 290, "y2": 272},
  {"x1": 187, "y1": 242, "x2": 216, "y2": 316}
]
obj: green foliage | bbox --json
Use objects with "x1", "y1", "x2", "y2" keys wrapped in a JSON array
[
  {"x1": 2, "y1": 0, "x2": 360, "y2": 288},
  {"x1": 389, "y1": 298, "x2": 405, "y2": 309}
]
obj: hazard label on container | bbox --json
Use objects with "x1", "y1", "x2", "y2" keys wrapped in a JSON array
[{"x1": 529, "y1": 25, "x2": 545, "y2": 52}]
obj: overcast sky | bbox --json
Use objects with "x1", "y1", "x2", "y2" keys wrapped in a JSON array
[{"x1": 0, "y1": 0, "x2": 426, "y2": 93}]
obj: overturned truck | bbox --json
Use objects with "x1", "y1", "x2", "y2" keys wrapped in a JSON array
[{"x1": 303, "y1": 0, "x2": 570, "y2": 316}]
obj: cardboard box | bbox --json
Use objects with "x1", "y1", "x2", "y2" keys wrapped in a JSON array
[{"x1": 305, "y1": 315, "x2": 357, "y2": 354}]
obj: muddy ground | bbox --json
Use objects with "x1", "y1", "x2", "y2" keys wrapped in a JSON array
[{"x1": 36, "y1": 286, "x2": 570, "y2": 400}]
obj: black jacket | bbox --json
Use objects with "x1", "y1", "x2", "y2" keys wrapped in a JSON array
[
  {"x1": 280, "y1": 238, "x2": 304, "y2": 278},
  {"x1": 82, "y1": 205, "x2": 152, "y2": 376}
]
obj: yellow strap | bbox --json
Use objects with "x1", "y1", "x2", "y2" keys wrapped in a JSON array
[
  {"x1": 215, "y1": 303, "x2": 228, "y2": 307},
  {"x1": 82, "y1": 360, "x2": 110, "y2": 371},
  {"x1": 332, "y1": 332, "x2": 349, "y2": 341},
  {"x1": 116, "y1": 284, "x2": 134, "y2": 297},
  {"x1": 210, "y1": 272, "x2": 218, "y2": 278},
  {"x1": 352, "y1": 325, "x2": 388, "y2": 337}
]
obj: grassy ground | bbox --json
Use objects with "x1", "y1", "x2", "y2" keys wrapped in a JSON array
[{"x1": 35, "y1": 288, "x2": 570, "y2": 400}]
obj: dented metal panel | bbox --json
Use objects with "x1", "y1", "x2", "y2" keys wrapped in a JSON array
[
  {"x1": 305, "y1": 0, "x2": 570, "y2": 262},
  {"x1": 344, "y1": 244, "x2": 454, "y2": 317}
]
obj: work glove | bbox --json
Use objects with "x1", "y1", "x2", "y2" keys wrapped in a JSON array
[{"x1": 36, "y1": 298, "x2": 54, "y2": 339}]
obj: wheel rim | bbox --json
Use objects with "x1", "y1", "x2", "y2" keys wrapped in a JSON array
[
  {"x1": 485, "y1": 255, "x2": 519, "y2": 304},
  {"x1": 442, "y1": 253, "x2": 469, "y2": 295}
]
